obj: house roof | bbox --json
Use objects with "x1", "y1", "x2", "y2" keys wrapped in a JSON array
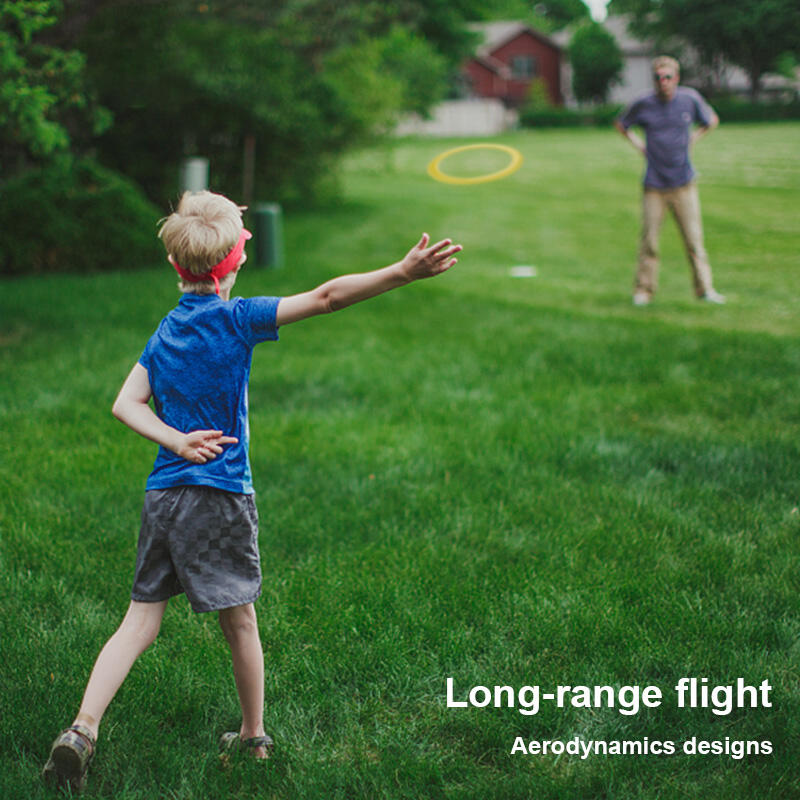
[
  {"x1": 467, "y1": 21, "x2": 562, "y2": 57},
  {"x1": 469, "y1": 54, "x2": 513, "y2": 79}
]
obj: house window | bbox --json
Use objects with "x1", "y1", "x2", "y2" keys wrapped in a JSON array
[{"x1": 510, "y1": 55, "x2": 537, "y2": 80}]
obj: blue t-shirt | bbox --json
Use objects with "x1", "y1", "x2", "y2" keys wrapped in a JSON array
[
  {"x1": 139, "y1": 294, "x2": 281, "y2": 494},
  {"x1": 618, "y1": 87, "x2": 714, "y2": 189}
]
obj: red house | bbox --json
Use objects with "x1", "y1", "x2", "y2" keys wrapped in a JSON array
[{"x1": 463, "y1": 22, "x2": 563, "y2": 107}]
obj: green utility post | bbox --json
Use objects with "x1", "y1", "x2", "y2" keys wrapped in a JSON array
[{"x1": 252, "y1": 203, "x2": 284, "y2": 269}]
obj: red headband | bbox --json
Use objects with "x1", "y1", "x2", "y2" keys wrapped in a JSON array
[{"x1": 172, "y1": 228, "x2": 252, "y2": 295}]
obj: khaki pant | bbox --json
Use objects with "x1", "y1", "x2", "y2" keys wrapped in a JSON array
[{"x1": 635, "y1": 182, "x2": 713, "y2": 298}]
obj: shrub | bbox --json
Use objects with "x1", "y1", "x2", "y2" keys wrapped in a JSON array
[
  {"x1": 520, "y1": 104, "x2": 623, "y2": 128},
  {"x1": 709, "y1": 97, "x2": 800, "y2": 122},
  {"x1": 524, "y1": 77, "x2": 555, "y2": 112},
  {"x1": 0, "y1": 157, "x2": 163, "y2": 276}
]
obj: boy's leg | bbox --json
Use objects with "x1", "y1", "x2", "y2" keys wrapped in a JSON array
[
  {"x1": 218, "y1": 603, "x2": 268, "y2": 755},
  {"x1": 44, "y1": 600, "x2": 167, "y2": 789},
  {"x1": 73, "y1": 599, "x2": 168, "y2": 738}
]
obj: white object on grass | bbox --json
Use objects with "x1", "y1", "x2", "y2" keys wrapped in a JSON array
[{"x1": 509, "y1": 266, "x2": 537, "y2": 278}]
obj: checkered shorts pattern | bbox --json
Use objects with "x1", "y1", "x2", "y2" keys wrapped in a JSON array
[{"x1": 131, "y1": 486, "x2": 261, "y2": 612}]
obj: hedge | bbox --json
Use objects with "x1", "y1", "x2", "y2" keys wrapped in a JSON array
[
  {"x1": 0, "y1": 157, "x2": 163, "y2": 277},
  {"x1": 520, "y1": 105, "x2": 623, "y2": 128},
  {"x1": 520, "y1": 99, "x2": 800, "y2": 128}
]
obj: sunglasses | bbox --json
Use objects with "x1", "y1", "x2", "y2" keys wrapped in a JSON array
[{"x1": 654, "y1": 73, "x2": 675, "y2": 81}]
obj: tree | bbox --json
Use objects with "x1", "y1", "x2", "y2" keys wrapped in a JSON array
[
  {"x1": 47, "y1": 0, "x2": 480, "y2": 205},
  {"x1": 532, "y1": 0, "x2": 592, "y2": 29},
  {"x1": 611, "y1": 0, "x2": 800, "y2": 100},
  {"x1": 0, "y1": 0, "x2": 109, "y2": 179},
  {"x1": 569, "y1": 21, "x2": 624, "y2": 103},
  {"x1": 477, "y1": 0, "x2": 590, "y2": 32}
]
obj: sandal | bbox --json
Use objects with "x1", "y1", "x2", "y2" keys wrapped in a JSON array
[
  {"x1": 42, "y1": 724, "x2": 96, "y2": 792},
  {"x1": 218, "y1": 731, "x2": 274, "y2": 764}
]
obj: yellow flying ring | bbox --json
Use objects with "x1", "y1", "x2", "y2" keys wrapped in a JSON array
[{"x1": 427, "y1": 144, "x2": 523, "y2": 186}]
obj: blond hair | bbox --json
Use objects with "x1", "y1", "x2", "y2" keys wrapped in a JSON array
[
  {"x1": 652, "y1": 55, "x2": 680, "y2": 76},
  {"x1": 159, "y1": 191, "x2": 246, "y2": 294}
]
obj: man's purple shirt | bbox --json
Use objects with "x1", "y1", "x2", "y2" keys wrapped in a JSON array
[{"x1": 618, "y1": 87, "x2": 714, "y2": 189}]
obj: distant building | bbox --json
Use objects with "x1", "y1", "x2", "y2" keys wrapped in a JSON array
[
  {"x1": 462, "y1": 22, "x2": 563, "y2": 107},
  {"x1": 395, "y1": 15, "x2": 798, "y2": 136}
]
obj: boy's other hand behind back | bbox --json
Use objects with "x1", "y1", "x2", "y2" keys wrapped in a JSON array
[{"x1": 177, "y1": 430, "x2": 239, "y2": 464}]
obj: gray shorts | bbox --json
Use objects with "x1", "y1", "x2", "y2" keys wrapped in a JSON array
[{"x1": 131, "y1": 486, "x2": 261, "y2": 613}]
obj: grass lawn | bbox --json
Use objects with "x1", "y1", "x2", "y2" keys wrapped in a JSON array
[{"x1": 1, "y1": 123, "x2": 799, "y2": 799}]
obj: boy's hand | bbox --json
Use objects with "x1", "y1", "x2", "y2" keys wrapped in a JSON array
[
  {"x1": 176, "y1": 430, "x2": 238, "y2": 464},
  {"x1": 400, "y1": 234, "x2": 462, "y2": 281}
]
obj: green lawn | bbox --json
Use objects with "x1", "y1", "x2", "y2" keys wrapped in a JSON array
[{"x1": 1, "y1": 123, "x2": 799, "y2": 799}]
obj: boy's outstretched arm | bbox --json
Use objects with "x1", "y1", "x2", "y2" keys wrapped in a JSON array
[
  {"x1": 112, "y1": 363, "x2": 237, "y2": 464},
  {"x1": 275, "y1": 234, "x2": 461, "y2": 326}
]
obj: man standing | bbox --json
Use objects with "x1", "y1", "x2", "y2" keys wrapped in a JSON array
[{"x1": 615, "y1": 55, "x2": 724, "y2": 306}]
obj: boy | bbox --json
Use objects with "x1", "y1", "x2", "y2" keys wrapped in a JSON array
[{"x1": 43, "y1": 190, "x2": 461, "y2": 791}]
